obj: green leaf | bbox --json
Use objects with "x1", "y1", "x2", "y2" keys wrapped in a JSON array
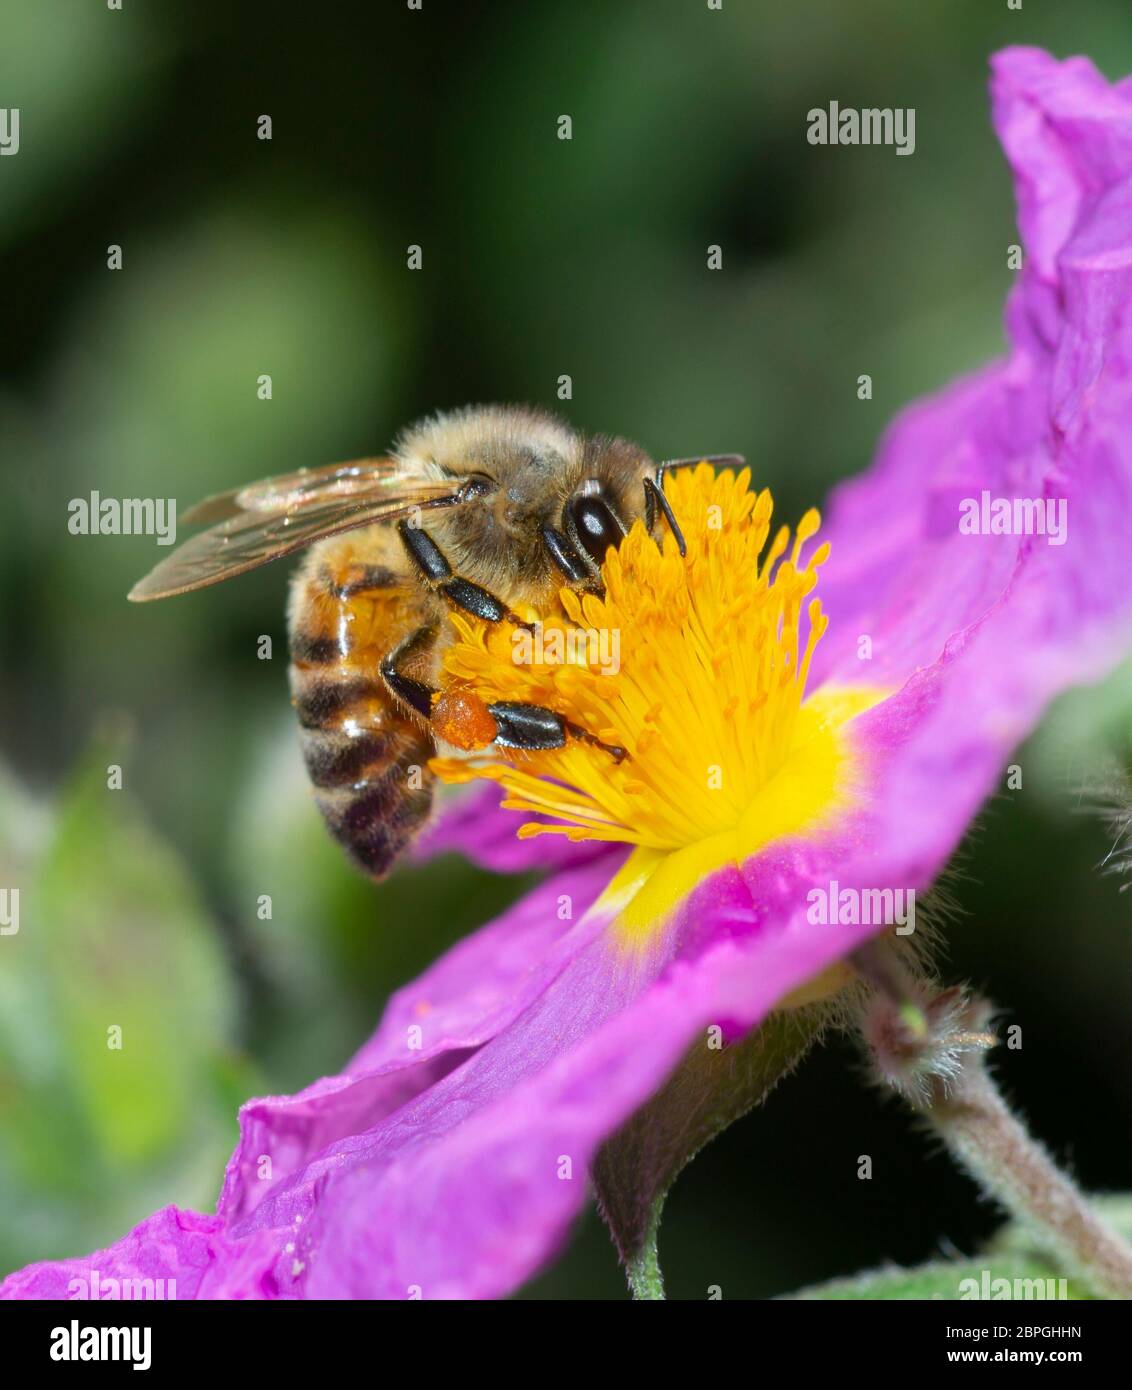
[
  {"x1": 790, "y1": 1255, "x2": 1085, "y2": 1301},
  {"x1": 0, "y1": 737, "x2": 255, "y2": 1270},
  {"x1": 786, "y1": 1194, "x2": 1132, "y2": 1300}
]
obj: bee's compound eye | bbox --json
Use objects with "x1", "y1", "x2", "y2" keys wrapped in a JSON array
[{"x1": 568, "y1": 493, "x2": 625, "y2": 567}]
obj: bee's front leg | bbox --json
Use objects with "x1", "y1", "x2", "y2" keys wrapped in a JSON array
[{"x1": 397, "y1": 521, "x2": 534, "y2": 629}]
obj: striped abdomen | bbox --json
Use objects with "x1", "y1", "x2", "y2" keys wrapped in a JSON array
[{"x1": 287, "y1": 527, "x2": 437, "y2": 879}]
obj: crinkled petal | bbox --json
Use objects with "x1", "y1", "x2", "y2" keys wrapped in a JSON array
[
  {"x1": 223, "y1": 898, "x2": 669, "y2": 1297},
  {"x1": 218, "y1": 851, "x2": 623, "y2": 1225},
  {"x1": 814, "y1": 47, "x2": 1132, "y2": 693},
  {"x1": 0, "y1": 1208, "x2": 278, "y2": 1301}
]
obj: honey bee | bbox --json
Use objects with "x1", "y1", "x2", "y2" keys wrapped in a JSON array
[{"x1": 130, "y1": 405, "x2": 742, "y2": 879}]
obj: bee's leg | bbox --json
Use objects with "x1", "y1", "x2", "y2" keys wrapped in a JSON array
[
  {"x1": 397, "y1": 521, "x2": 534, "y2": 629},
  {"x1": 487, "y1": 701, "x2": 627, "y2": 764},
  {"x1": 381, "y1": 634, "x2": 624, "y2": 762},
  {"x1": 379, "y1": 623, "x2": 439, "y2": 719},
  {"x1": 539, "y1": 525, "x2": 589, "y2": 583},
  {"x1": 539, "y1": 524, "x2": 607, "y2": 599},
  {"x1": 647, "y1": 454, "x2": 745, "y2": 556},
  {"x1": 643, "y1": 476, "x2": 686, "y2": 556}
]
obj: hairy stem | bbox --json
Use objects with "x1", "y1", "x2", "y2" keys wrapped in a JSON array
[
  {"x1": 926, "y1": 1057, "x2": 1132, "y2": 1299},
  {"x1": 857, "y1": 956, "x2": 1132, "y2": 1300}
]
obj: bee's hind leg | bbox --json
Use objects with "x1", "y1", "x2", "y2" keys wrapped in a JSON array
[
  {"x1": 382, "y1": 615, "x2": 625, "y2": 765},
  {"x1": 397, "y1": 521, "x2": 534, "y2": 630},
  {"x1": 388, "y1": 634, "x2": 627, "y2": 761},
  {"x1": 487, "y1": 701, "x2": 627, "y2": 764}
]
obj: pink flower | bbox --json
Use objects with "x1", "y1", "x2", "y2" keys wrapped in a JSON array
[{"x1": 7, "y1": 46, "x2": 1132, "y2": 1301}]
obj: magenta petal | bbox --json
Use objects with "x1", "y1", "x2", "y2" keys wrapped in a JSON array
[
  {"x1": 991, "y1": 47, "x2": 1132, "y2": 285},
  {"x1": 414, "y1": 783, "x2": 610, "y2": 874},
  {"x1": 216, "y1": 851, "x2": 624, "y2": 1226},
  {"x1": 809, "y1": 361, "x2": 1031, "y2": 689},
  {"x1": 305, "y1": 940, "x2": 770, "y2": 1298},
  {"x1": 228, "y1": 860, "x2": 910, "y2": 1299},
  {"x1": 813, "y1": 47, "x2": 1132, "y2": 695},
  {"x1": 0, "y1": 1207, "x2": 278, "y2": 1301},
  {"x1": 350, "y1": 848, "x2": 626, "y2": 1071},
  {"x1": 224, "y1": 910, "x2": 684, "y2": 1297}
]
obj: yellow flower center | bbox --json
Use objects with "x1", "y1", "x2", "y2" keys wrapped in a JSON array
[{"x1": 431, "y1": 465, "x2": 884, "y2": 943}]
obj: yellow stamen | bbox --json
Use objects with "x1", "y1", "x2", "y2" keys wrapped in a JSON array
[{"x1": 431, "y1": 465, "x2": 886, "y2": 941}]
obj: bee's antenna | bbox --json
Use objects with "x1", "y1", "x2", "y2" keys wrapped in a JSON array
[{"x1": 654, "y1": 453, "x2": 745, "y2": 482}]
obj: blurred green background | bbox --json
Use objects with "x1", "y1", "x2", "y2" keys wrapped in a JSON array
[{"x1": 1, "y1": 0, "x2": 1131, "y2": 1298}]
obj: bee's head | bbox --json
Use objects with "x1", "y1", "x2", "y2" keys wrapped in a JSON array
[
  {"x1": 546, "y1": 435, "x2": 672, "y2": 588},
  {"x1": 440, "y1": 415, "x2": 660, "y2": 597},
  {"x1": 402, "y1": 407, "x2": 733, "y2": 602}
]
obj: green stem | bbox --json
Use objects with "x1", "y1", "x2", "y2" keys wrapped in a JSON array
[{"x1": 626, "y1": 1199, "x2": 666, "y2": 1300}]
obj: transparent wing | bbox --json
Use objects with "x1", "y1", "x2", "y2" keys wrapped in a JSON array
[
  {"x1": 178, "y1": 457, "x2": 430, "y2": 524},
  {"x1": 129, "y1": 458, "x2": 459, "y2": 601}
]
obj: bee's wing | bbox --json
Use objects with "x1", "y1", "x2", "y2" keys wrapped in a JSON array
[
  {"x1": 178, "y1": 457, "x2": 424, "y2": 525},
  {"x1": 129, "y1": 458, "x2": 459, "y2": 601}
]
